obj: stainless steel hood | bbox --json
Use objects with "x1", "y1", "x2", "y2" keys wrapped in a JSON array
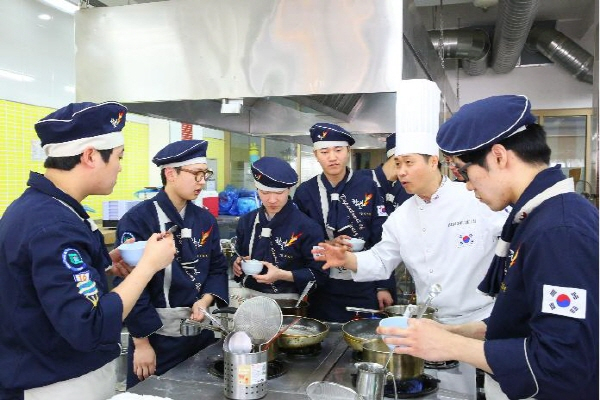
[{"x1": 75, "y1": 0, "x2": 457, "y2": 148}]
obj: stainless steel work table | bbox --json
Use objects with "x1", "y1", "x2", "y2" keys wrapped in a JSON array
[{"x1": 129, "y1": 323, "x2": 475, "y2": 399}]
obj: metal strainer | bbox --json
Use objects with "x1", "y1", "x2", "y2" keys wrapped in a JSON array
[
  {"x1": 232, "y1": 296, "x2": 282, "y2": 348},
  {"x1": 306, "y1": 381, "x2": 364, "y2": 400}
]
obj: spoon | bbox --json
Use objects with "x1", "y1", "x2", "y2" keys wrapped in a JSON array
[
  {"x1": 159, "y1": 225, "x2": 178, "y2": 240},
  {"x1": 229, "y1": 236, "x2": 244, "y2": 259},
  {"x1": 295, "y1": 281, "x2": 315, "y2": 308},
  {"x1": 415, "y1": 283, "x2": 442, "y2": 319}
]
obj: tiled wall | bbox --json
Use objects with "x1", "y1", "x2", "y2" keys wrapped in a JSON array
[{"x1": 0, "y1": 100, "x2": 149, "y2": 217}]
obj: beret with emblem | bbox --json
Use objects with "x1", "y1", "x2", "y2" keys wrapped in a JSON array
[
  {"x1": 309, "y1": 123, "x2": 355, "y2": 149},
  {"x1": 35, "y1": 101, "x2": 127, "y2": 157},
  {"x1": 152, "y1": 140, "x2": 208, "y2": 169},
  {"x1": 251, "y1": 156, "x2": 298, "y2": 192},
  {"x1": 436, "y1": 94, "x2": 536, "y2": 156},
  {"x1": 385, "y1": 133, "x2": 396, "y2": 158}
]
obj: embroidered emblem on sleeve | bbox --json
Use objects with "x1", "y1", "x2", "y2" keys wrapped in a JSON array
[
  {"x1": 120, "y1": 232, "x2": 135, "y2": 243},
  {"x1": 542, "y1": 284, "x2": 587, "y2": 319},
  {"x1": 62, "y1": 248, "x2": 87, "y2": 272}
]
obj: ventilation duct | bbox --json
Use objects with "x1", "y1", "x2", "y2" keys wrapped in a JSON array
[
  {"x1": 429, "y1": 29, "x2": 490, "y2": 76},
  {"x1": 527, "y1": 26, "x2": 593, "y2": 84},
  {"x1": 491, "y1": 0, "x2": 540, "y2": 73}
]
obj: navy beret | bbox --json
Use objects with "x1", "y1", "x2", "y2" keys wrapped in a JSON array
[
  {"x1": 35, "y1": 101, "x2": 127, "y2": 157},
  {"x1": 385, "y1": 133, "x2": 396, "y2": 158},
  {"x1": 251, "y1": 157, "x2": 298, "y2": 191},
  {"x1": 437, "y1": 95, "x2": 536, "y2": 155},
  {"x1": 152, "y1": 140, "x2": 208, "y2": 168},
  {"x1": 310, "y1": 123, "x2": 355, "y2": 148}
]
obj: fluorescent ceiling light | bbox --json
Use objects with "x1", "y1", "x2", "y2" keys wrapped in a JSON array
[
  {"x1": 38, "y1": 0, "x2": 79, "y2": 15},
  {"x1": 0, "y1": 69, "x2": 35, "y2": 82},
  {"x1": 38, "y1": 14, "x2": 53, "y2": 20}
]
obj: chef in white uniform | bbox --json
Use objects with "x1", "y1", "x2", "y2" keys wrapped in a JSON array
[{"x1": 314, "y1": 80, "x2": 508, "y2": 397}]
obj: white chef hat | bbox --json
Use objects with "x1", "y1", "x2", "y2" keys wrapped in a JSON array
[{"x1": 395, "y1": 79, "x2": 441, "y2": 157}]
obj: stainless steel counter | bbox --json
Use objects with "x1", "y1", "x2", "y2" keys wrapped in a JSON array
[{"x1": 129, "y1": 323, "x2": 475, "y2": 400}]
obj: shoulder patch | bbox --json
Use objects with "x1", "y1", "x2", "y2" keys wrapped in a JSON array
[
  {"x1": 61, "y1": 248, "x2": 87, "y2": 272},
  {"x1": 541, "y1": 284, "x2": 587, "y2": 319}
]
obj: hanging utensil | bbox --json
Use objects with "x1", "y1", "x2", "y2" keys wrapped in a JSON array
[
  {"x1": 233, "y1": 296, "x2": 282, "y2": 350},
  {"x1": 295, "y1": 280, "x2": 316, "y2": 308},
  {"x1": 415, "y1": 283, "x2": 442, "y2": 319}
]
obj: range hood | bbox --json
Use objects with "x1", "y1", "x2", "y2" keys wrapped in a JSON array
[{"x1": 75, "y1": 0, "x2": 457, "y2": 148}]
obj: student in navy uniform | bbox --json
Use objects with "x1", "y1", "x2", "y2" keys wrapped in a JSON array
[
  {"x1": 293, "y1": 123, "x2": 395, "y2": 322},
  {"x1": 114, "y1": 140, "x2": 229, "y2": 388},
  {"x1": 357, "y1": 133, "x2": 411, "y2": 214},
  {"x1": 0, "y1": 102, "x2": 176, "y2": 400},
  {"x1": 379, "y1": 95, "x2": 599, "y2": 400},
  {"x1": 232, "y1": 156, "x2": 327, "y2": 298}
]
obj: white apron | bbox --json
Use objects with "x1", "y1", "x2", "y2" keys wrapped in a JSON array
[{"x1": 24, "y1": 359, "x2": 117, "y2": 400}]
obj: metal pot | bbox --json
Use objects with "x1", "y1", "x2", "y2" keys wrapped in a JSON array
[
  {"x1": 362, "y1": 338, "x2": 424, "y2": 380},
  {"x1": 341, "y1": 319, "x2": 381, "y2": 352},
  {"x1": 274, "y1": 299, "x2": 309, "y2": 317},
  {"x1": 384, "y1": 305, "x2": 436, "y2": 319},
  {"x1": 276, "y1": 316, "x2": 329, "y2": 349}
]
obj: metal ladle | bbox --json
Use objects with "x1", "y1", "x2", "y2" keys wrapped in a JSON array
[
  {"x1": 416, "y1": 283, "x2": 442, "y2": 319},
  {"x1": 229, "y1": 236, "x2": 243, "y2": 260}
]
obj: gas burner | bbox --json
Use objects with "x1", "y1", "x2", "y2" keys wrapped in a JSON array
[
  {"x1": 424, "y1": 360, "x2": 459, "y2": 369},
  {"x1": 208, "y1": 359, "x2": 288, "y2": 380},
  {"x1": 280, "y1": 343, "x2": 322, "y2": 358},
  {"x1": 351, "y1": 373, "x2": 439, "y2": 398},
  {"x1": 351, "y1": 350, "x2": 364, "y2": 362},
  {"x1": 384, "y1": 374, "x2": 439, "y2": 399}
]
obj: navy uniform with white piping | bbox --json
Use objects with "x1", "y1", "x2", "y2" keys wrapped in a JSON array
[
  {"x1": 438, "y1": 95, "x2": 599, "y2": 400},
  {"x1": 293, "y1": 123, "x2": 395, "y2": 322},
  {"x1": 0, "y1": 102, "x2": 126, "y2": 399},
  {"x1": 114, "y1": 140, "x2": 228, "y2": 388},
  {"x1": 357, "y1": 133, "x2": 411, "y2": 213},
  {"x1": 234, "y1": 157, "x2": 328, "y2": 295}
]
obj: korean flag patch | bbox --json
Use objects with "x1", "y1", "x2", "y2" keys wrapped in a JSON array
[
  {"x1": 542, "y1": 284, "x2": 586, "y2": 319},
  {"x1": 377, "y1": 205, "x2": 388, "y2": 217}
]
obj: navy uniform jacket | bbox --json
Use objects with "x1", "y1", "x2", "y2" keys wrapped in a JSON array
[
  {"x1": 293, "y1": 169, "x2": 395, "y2": 322},
  {"x1": 357, "y1": 166, "x2": 411, "y2": 214},
  {"x1": 114, "y1": 195, "x2": 228, "y2": 386},
  {"x1": 234, "y1": 201, "x2": 328, "y2": 293},
  {"x1": 0, "y1": 172, "x2": 123, "y2": 397},
  {"x1": 484, "y1": 172, "x2": 599, "y2": 399}
]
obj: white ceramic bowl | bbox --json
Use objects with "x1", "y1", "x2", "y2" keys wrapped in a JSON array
[
  {"x1": 378, "y1": 316, "x2": 409, "y2": 350},
  {"x1": 118, "y1": 241, "x2": 147, "y2": 266},
  {"x1": 241, "y1": 259, "x2": 263, "y2": 275},
  {"x1": 346, "y1": 238, "x2": 365, "y2": 252}
]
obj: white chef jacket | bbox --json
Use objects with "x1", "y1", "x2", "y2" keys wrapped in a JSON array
[{"x1": 353, "y1": 178, "x2": 508, "y2": 324}]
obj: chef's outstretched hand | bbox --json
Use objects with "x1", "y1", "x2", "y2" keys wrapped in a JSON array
[{"x1": 311, "y1": 241, "x2": 347, "y2": 270}]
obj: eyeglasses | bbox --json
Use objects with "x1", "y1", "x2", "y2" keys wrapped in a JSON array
[
  {"x1": 457, "y1": 162, "x2": 472, "y2": 182},
  {"x1": 178, "y1": 167, "x2": 213, "y2": 182}
]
